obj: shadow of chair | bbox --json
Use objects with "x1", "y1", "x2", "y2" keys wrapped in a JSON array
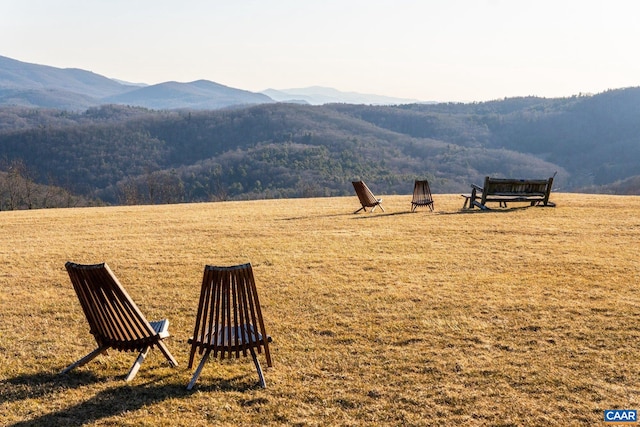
[
  {"x1": 187, "y1": 263, "x2": 273, "y2": 390},
  {"x1": 411, "y1": 180, "x2": 434, "y2": 212},
  {"x1": 8, "y1": 381, "x2": 187, "y2": 427},
  {"x1": 352, "y1": 180, "x2": 384, "y2": 213},
  {"x1": 61, "y1": 262, "x2": 178, "y2": 381}
]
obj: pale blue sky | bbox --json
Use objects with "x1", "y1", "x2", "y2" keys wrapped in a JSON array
[{"x1": 1, "y1": 0, "x2": 638, "y2": 102}]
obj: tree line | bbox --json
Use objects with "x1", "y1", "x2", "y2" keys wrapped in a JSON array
[{"x1": 0, "y1": 159, "x2": 90, "y2": 210}]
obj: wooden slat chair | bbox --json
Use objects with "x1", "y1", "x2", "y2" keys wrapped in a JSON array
[
  {"x1": 411, "y1": 179, "x2": 435, "y2": 212},
  {"x1": 187, "y1": 263, "x2": 273, "y2": 390},
  {"x1": 352, "y1": 180, "x2": 385, "y2": 213},
  {"x1": 61, "y1": 262, "x2": 178, "y2": 381}
]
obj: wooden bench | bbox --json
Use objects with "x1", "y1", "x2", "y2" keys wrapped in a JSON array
[{"x1": 462, "y1": 176, "x2": 555, "y2": 210}]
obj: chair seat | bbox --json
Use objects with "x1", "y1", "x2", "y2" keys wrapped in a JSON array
[
  {"x1": 188, "y1": 324, "x2": 271, "y2": 350},
  {"x1": 413, "y1": 198, "x2": 432, "y2": 205},
  {"x1": 150, "y1": 319, "x2": 170, "y2": 339},
  {"x1": 95, "y1": 319, "x2": 170, "y2": 350}
]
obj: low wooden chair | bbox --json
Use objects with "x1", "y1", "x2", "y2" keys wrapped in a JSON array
[
  {"x1": 187, "y1": 263, "x2": 273, "y2": 390},
  {"x1": 411, "y1": 179, "x2": 435, "y2": 212},
  {"x1": 61, "y1": 262, "x2": 178, "y2": 381},
  {"x1": 352, "y1": 180, "x2": 385, "y2": 213}
]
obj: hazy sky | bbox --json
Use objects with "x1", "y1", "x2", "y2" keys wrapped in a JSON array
[{"x1": 2, "y1": 0, "x2": 638, "y2": 102}]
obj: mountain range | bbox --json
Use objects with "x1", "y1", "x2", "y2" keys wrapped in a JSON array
[
  {"x1": 2, "y1": 54, "x2": 640, "y2": 210},
  {"x1": 0, "y1": 55, "x2": 420, "y2": 110}
]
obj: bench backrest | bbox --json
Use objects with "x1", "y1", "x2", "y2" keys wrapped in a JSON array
[{"x1": 483, "y1": 177, "x2": 551, "y2": 196}]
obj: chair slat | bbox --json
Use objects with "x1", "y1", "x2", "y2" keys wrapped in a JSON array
[{"x1": 237, "y1": 267, "x2": 252, "y2": 357}]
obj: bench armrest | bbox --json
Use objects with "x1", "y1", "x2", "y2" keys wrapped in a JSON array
[{"x1": 470, "y1": 184, "x2": 483, "y2": 192}]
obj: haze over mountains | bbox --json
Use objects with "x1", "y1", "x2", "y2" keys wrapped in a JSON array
[
  {"x1": 0, "y1": 55, "x2": 420, "y2": 110},
  {"x1": 262, "y1": 87, "x2": 421, "y2": 106}
]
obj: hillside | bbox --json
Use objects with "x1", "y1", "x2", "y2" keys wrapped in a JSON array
[
  {"x1": 0, "y1": 103, "x2": 562, "y2": 206},
  {"x1": 1, "y1": 87, "x2": 640, "y2": 208},
  {"x1": 327, "y1": 91, "x2": 640, "y2": 189}
]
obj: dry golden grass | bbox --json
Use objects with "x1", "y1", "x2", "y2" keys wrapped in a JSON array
[{"x1": 1, "y1": 193, "x2": 640, "y2": 426}]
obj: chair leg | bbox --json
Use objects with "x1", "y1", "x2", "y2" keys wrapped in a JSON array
[
  {"x1": 60, "y1": 347, "x2": 107, "y2": 375},
  {"x1": 156, "y1": 341, "x2": 178, "y2": 367},
  {"x1": 126, "y1": 347, "x2": 150, "y2": 381},
  {"x1": 187, "y1": 349, "x2": 211, "y2": 390},
  {"x1": 250, "y1": 347, "x2": 266, "y2": 388}
]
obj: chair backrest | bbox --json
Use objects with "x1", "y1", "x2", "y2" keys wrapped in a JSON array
[
  {"x1": 412, "y1": 180, "x2": 433, "y2": 203},
  {"x1": 191, "y1": 263, "x2": 270, "y2": 360},
  {"x1": 65, "y1": 262, "x2": 157, "y2": 352},
  {"x1": 352, "y1": 181, "x2": 379, "y2": 207}
]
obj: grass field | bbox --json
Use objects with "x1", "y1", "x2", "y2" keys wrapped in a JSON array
[{"x1": 1, "y1": 193, "x2": 639, "y2": 426}]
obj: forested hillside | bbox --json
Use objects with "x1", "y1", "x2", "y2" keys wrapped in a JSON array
[{"x1": 1, "y1": 87, "x2": 639, "y2": 209}]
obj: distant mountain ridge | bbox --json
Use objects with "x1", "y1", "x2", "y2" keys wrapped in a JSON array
[
  {"x1": 0, "y1": 55, "x2": 133, "y2": 99},
  {"x1": 0, "y1": 55, "x2": 423, "y2": 110},
  {"x1": 0, "y1": 55, "x2": 274, "y2": 110},
  {"x1": 261, "y1": 86, "x2": 422, "y2": 105},
  {"x1": 102, "y1": 79, "x2": 273, "y2": 110}
]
